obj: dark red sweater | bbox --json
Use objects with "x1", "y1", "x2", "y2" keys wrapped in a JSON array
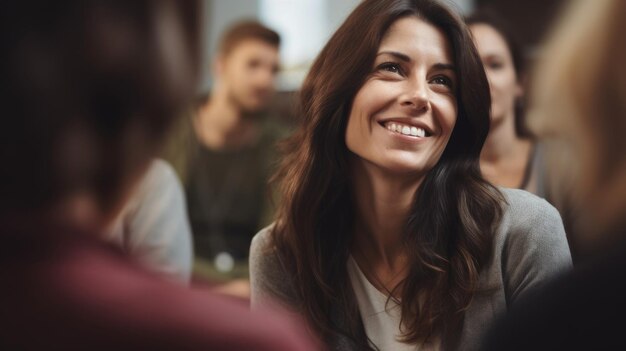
[{"x1": 0, "y1": 227, "x2": 315, "y2": 350}]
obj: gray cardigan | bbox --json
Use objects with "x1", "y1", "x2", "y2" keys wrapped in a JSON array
[{"x1": 249, "y1": 188, "x2": 572, "y2": 350}]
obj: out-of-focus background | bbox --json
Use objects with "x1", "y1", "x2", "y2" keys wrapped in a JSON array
[
  {"x1": 200, "y1": 0, "x2": 564, "y2": 85},
  {"x1": 198, "y1": 0, "x2": 565, "y2": 123}
]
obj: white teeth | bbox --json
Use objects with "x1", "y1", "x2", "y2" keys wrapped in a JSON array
[{"x1": 384, "y1": 121, "x2": 427, "y2": 138}]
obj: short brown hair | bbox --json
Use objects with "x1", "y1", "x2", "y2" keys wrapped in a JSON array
[{"x1": 218, "y1": 20, "x2": 280, "y2": 56}]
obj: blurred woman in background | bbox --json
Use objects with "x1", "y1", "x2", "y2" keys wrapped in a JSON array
[
  {"x1": 466, "y1": 10, "x2": 540, "y2": 194},
  {"x1": 250, "y1": 0, "x2": 571, "y2": 350}
]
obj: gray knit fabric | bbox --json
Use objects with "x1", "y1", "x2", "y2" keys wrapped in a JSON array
[{"x1": 250, "y1": 188, "x2": 572, "y2": 351}]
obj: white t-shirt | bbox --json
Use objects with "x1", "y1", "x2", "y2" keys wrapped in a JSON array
[
  {"x1": 106, "y1": 159, "x2": 193, "y2": 283},
  {"x1": 347, "y1": 256, "x2": 439, "y2": 351}
]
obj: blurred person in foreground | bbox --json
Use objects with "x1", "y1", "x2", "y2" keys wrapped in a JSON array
[
  {"x1": 0, "y1": 1, "x2": 314, "y2": 350},
  {"x1": 164, "y1": 20, "x2": 283, "y2": 295},
  {"x1": 483, "y1": 0, "x2": 626, "y2": 349}
]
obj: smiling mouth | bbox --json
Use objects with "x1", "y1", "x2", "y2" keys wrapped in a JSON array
[{"x1": 380, "y1": 121, "x2": 431, "y2": 138}]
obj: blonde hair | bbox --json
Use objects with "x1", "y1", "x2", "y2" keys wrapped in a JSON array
[{"x1": 528, "y1": 0, "x2": 626, "y2": 240}]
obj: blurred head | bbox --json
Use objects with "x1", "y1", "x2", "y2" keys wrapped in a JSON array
[
  {"x1": 214, "y1": 21, "x2": 280, "y2": 113},
  {"x1": 467, "y1": 9, "x2": 527, "y2": 136},
  {"x1": 528, "y1": 0, "x2": 626, "y2": 242},
  {"x1": 0, "y1": 0, "x2": 201, "y2": 230}
]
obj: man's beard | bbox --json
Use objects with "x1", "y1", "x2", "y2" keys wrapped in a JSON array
[{"x1": 227, "y1": 90, "x2": 268, "y2": 119}]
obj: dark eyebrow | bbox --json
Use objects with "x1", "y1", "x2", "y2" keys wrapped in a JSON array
[
  {"x1": 432, "y1": 63, "x2": 455, "y2": 71},
  {"x1": 377, "y1": 51, "x2": 455, "y2": 71},
  {"x1": 376, "y1": 51, "x2": 411, "y2": 62}
]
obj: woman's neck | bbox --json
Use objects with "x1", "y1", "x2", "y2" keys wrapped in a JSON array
[
  {"x1": 480, "y1": 113, "x2": 532, "y2": 188},
  {"x1": 350, "y1": 159, "x2": 422, "y2": 272}
]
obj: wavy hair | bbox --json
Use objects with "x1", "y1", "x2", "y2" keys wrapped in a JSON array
[{"x1": 271, "y1": 0, "x2": 503, "y2": 347}]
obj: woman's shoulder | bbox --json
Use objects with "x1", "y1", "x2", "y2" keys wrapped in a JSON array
[
  {"x1": 250, "y1": 224, "x2": 282, "y2": 285},
  {"x1": 494, "y1": 187, "x2": 572, "y2": 271},
  {"x1": 498, "y1": 187, "x2": 561, "y2": 227},
  {"x1": 250, "y1": 224, "x2": 277, "y2": 257},
  {"x1": 250, "y1": 224, "x2": 300, "y2": 309},
  {"x1": 495, "y1": 187, "x2": 571, "y2": 260},
  {"x1": 485, "y1": 188, "x2": 572, "y2": 307}
]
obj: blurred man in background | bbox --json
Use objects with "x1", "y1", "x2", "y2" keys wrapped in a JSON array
[{"x1": 164, "y1": 21, "x2": 284, "y2": 295}]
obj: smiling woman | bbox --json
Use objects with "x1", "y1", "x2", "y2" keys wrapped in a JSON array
[
  {"x1": 346, "y1": 16, "x2": 458, "y2": 177},
  {"x1": 249, "y1": 0, "x2": 572, "y2": 350}
]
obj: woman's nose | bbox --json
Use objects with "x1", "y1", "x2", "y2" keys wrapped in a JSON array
[{"x1": 400, "y1": 78, "x2": 430, "y2": 113}]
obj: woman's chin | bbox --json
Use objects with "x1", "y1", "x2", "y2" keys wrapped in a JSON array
[{"x1": 374, "y1": 160, "x2": 431, "y2": 179}]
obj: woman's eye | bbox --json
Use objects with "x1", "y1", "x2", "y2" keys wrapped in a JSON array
[
  {"x1": 431, "y1": 76, "x2": 452, "y2": 87},
  {"x1": 378, "y1": 62, "x2": 403, "y2": 75},
  {"x1": 488, "y1": 62, "x2": 504, "y2": 70}
]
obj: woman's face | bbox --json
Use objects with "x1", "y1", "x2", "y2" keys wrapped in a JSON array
[
  {"x1": 469, "y1": 23, "x2": 521, "y2": 126},
  {"x1": 345, "y1": 16, "x2": 457, "y2": 177}
]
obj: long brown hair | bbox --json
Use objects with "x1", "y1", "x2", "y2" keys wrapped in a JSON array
[{"x1": 271, "y1": 0, "x2": 503, "y2": 348}]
